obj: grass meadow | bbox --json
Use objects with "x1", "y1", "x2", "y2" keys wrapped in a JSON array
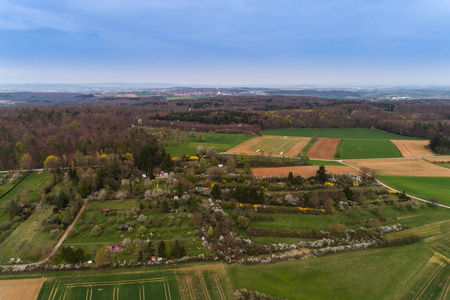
[
  {"x1": 0, "y1": 172, "x2": 53, "y2": 222},
  {"x1": 378, "y1": 176, "x2": 450, "y2": 206},
  {"x1": 340, "y1": 139, "x2": 403, "y2": 159},
  {"x1": 163, "y1": 132, "x2": 252, "y2": 157},
  {"x1": 262, "y1": 128, "x2": 419, "y2": 140},
  {"x1": 244, "y1": 205, "x2": 450, "y2": 234},
  {"x1": 0, "y1": 208, "x2": 53, "y2": 263},
  {"x1": 226, "y1": 242, "x2": 433, "y2": 300},
  {"x1": 309, "y1": 160, "x2": 345, "y2": 166}
]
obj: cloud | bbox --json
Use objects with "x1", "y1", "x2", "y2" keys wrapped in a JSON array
[{"x1": 0, "y1": 2, "x2": 77, "y2": 31}]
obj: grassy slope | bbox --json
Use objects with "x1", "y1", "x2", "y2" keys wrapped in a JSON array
[
  {"x1": 379, "y1": 176, "x2": 450, "y2": 207},
  {"x1": 246, "y1": 205, "x2": 450, "y2": 233},
  {"x1": 0, "y1": 172, "x2": 53, "y2": 222},
  {"x1": 227, "y1": 242, "x2": 433, "y2": 300},
  {"x1": 0, "y1": 208, "x2": 53, "y2": 262},
  {"x1": 164, "y1": 132, "x2": 253, "y2": 157},
  {"x1": 262, "y1": 128, "x2": 419, "y2": 140},
  {"x1": 340, "y1": 140, "x2": 403, "y2": 159}
]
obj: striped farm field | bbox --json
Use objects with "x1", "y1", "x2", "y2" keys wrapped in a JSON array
[
  {"x1": 227, "y1": 136, "x2": 310, "y2": 157},
  {"x1": 251, "y1": 166, "x2": 362, "y2": 178},
  {"x1": 390, "y1": 140, "x2": 434, "y2": 157},
  {"x1": 307, "y1": 138, "x2": 339, "y2": 160},
  {"x1": 34, "y1": 264, "x2": 233, "y2": 300},
  {"x1": 345, "y1": 158, "x2": 450, "y2": 177}
]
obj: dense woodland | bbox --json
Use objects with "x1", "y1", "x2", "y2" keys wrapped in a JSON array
[{"x1": 1, "y1": 95, "x2": 450, "y2": 169}]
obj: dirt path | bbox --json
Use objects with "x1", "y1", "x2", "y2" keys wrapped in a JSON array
[{"x1": 30, "y1": 199, "x2": 88, "y2": 266}]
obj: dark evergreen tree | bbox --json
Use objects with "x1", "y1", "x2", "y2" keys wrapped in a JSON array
[
  {"x1": 161, "y1": 200, "x2": 169, "y2": 213},
  {"x1": 158, "y1": 241, "x2": 166, "y2": 258},
  {"x1": 211, "y1": 184, "x2": 221, "y2": 199},
  {"x1": 316, "y1": 165, "x2": 328, "y2": 184}
]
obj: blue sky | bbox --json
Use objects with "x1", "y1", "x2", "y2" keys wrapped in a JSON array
[{"x1": 1, "y1": 0, "x2": 450, "y2": 85}]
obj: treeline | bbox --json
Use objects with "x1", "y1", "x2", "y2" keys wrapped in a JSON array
[
  {"x1": 2, "y1": 97, "x2": 450, "y2": 169},
  {"x1": 0, "y1": 106, "x2": 170, "y2": 170}
]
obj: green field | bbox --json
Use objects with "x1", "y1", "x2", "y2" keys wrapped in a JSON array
[
  {"x1": 0, "y1": 172, "x2": 53, "y2": 220},
  {"x1": 309, "y1": 159, "x2": 345, "y2": 166},
  {"x1": 379, "y1": 176, "x2": 450, "y2": 206},
  {"x1": 262, "y1": 128, "x2": 419, "y2": 140},
  {"x1": 227, "y1": 242, "x2": 433, "y2": 300},
  {"x1": 0, "y1": 208, "x2": 54, "y2": 263},
  {"x1": 0, "y1": 173, "x2": 25, "y2": 196},
  {"x1": 241, "y1": 204, "x2": 450, "y2": 237},
  {"x1": 163, "y1": 132, "x2": 252, "y2": 157},
  {"x1": 34, "y1": 264, "x2": 234, "y2": 300},
  {"x1": 340, "y1": 139, "x2": 403, "y2": 159}
]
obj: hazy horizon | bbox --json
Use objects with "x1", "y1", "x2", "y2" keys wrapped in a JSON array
[{"x1": 2, "y1": 1, "x2": 450, "y2": 86}]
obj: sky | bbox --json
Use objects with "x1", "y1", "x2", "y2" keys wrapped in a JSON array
[{"x1": 1, "y1": 0, "x2": 450, "y2": 86}]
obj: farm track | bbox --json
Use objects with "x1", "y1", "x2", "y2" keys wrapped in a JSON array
[
  {"x1": 19, "y1": 199, "x2": 88, "y2": 266},
  {"x1": 339, "y1": 160, "x2": 450, "y2": 209}
]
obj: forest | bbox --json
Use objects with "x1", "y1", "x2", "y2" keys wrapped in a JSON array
[{"x1": 1, "y1": 95, "x2": 450, "y2": 170}]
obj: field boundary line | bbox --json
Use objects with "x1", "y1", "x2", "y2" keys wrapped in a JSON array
[
  {"x1": 198, "y1": 274, "x2": 211, "y2": 300},
  {"x1": 440, "y1": 275, "x2": 450, "y2": 300},
  {"x1": 213, "y1": 273, "x2": 226, "y2": 300},
  {"x1": 339, "y1": 160, "x2": 450, "y2": 209},
  {"x1": 186, "y1": 276, "x2": 195, "y2": 300},
  {"x1": 63, "y1": 278, "x2": 166, "y2": 287},
  {"x1": 412, "y1": 261, "x2": 446, "y2": 300}
]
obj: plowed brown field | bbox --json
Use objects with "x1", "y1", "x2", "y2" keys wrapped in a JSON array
[
  {"x1": 307, "y1": 138, "x2": 340, "y2": 159},
  {"x1": 345, "y1": 158, "x2": 450, "y2": 176},
  {"x1": 391, "y1": 140, "x2": 434, "y2": 157},
  {"x1": 227, "y1": 136, "x2": 310, "y2": 157},
  {"x1": 251, "y1": 166, "x2": 362, "y2": 178},
  {"x1": 0, "y1": 278, "x2": 46, "y2": 300}
]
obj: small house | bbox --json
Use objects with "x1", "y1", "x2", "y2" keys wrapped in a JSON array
[
  {"x1": 174, "y1": 195, "x2": 179, "y2": 200},
  {"x1": 111, "y1": 243, "x2": 123, "y2": 252},
  {"x1": 102, "y1": 209, "x2": 111, "y2": 214}
]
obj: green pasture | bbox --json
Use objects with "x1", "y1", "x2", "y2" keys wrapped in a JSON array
[
  {"x1": 0, "y1": 171, "x2": 53, "y2": 206},
  {"x1": 0, "y1": 208, "x2": 54, "y2": 263},
  {"x1": 262, "y1": 128, "x2": 419, "y2": 140},
  {"x1": 163, "y1": 132, "x2": 252, "y2": 157},
  {"x1": 226, "y1": 242, "x2": 433, "y2": 300},
  {"x1": 378, "y1": 176, "x2": 450, "y2": 207},
  {"x1": 309, "y1": 159, "x2": 345, "y2": 166},
  {"x1": 245, "y1": 204, "x2": 450, "y2": 234},
  {"x1": 340, "y1": 139, "x2": 403, "y2": 159},
  {"x1": 0, "y1": 173, "x2": 24, "y2": 196}
]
